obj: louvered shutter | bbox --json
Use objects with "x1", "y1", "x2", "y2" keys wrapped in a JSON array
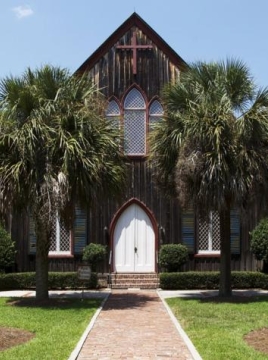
[
  {"x1": 74, "y1": 206, "x2": 87, "y2": 254},
  {"x1": 231, "y1": 209, "x2": 240, "y2": 254},
  {"x1": 181, "y1": 210, "x2": 195, "y2": 253}
]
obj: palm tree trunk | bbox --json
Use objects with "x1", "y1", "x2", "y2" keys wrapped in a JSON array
[
  {"x1": 219, "y1": 205, "x2": 232, "y2": 297},
  {"x1": 35, "y1": 221, "x2": 50, "y2": 301}
]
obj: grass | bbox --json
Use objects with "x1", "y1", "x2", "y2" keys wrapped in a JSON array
[
  {"x1": 0, "y1": 297, "x2": 102, "y2": 360},
  {"x1": 167, "y1": 295, "x2": 268, "y2": 360}
]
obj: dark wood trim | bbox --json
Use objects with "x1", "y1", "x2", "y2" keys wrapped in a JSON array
[{"x1": 116, "y1": 27, "x2": 153, "y2": 75}]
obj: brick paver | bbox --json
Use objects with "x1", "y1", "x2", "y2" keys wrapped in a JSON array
[{"x1": 76, "y1": 290, "x2": 194, "y2": 359}]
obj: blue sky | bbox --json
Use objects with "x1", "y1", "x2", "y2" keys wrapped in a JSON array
[{"x1": 1, "y1": 0, "x2": 268, "y2": 88}]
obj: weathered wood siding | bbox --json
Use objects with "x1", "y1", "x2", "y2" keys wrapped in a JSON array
[
  {"x1": 87, "y1": 27, "x2": 180, "y2": 100},
  {"x1": 82, "y1": 160, "x2": 263, "y2": 273},
  {"x1": 14, "y1": 191, "x2": 262, "y2": 273}
]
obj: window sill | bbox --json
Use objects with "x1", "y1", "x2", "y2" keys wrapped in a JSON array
[
  {"x1": 194, "y1": 253, "x2": 221, "y2": 258},
  {"x1": 48, "y1": 254, "x2": 74, "y2": 259},
  {"x1": 127, "y1": 155, "x2": 147, "y2": 160}
]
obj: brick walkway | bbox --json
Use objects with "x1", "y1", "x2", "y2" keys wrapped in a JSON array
[{"x1": 76, "y1": 290, "x2": 195, "y2": 360}]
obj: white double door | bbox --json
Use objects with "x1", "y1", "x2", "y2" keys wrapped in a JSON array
[{"x1": 114, "y1": 204, "x2": 155, "y2": 272}]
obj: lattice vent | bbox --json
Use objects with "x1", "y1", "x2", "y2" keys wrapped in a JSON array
[
  {"x1": 198, "y1": 212, "x2": 221, "y2": 251},
  {"x1": 106, "y1": 100, "x2": 120, "y2": 115},
  {"x1": 149, "y1": 100, "x2": 163, "y2": 115},
  {"x1": 49, "y1": 217, "x2": 70, "y2": 252},
  {"x1": 149, "y1": 100, "x2": 163, "y2": 131},
  {"x1": 59, "y1": 221, "x2": 70, "y2": 251},
  {"x1": 49, "y1": 216, "x2": 57, "y2": 251},
  {"x1": 124, "y1": 110, "x2": 145, "y2": 154},
  {"x1": 124, "y1": 89, "x2": 145, "y2": 109}
]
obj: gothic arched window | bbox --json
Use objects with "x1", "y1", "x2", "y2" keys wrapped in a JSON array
[
  {"x1": 124, "y1": 88, "x2": 146, "y2": 155},
  {"x1": 106, "y1": 99, "x2": 120, "y2": 128},
  {"x1": 149, "y1": 100, "x2": 163, "y2": 131},
  {"x1": 106, "y1": 90, "x2": 164, "y2": 156}
]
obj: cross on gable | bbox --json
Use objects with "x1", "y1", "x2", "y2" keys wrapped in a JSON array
[{"x1": 116, "y1": 28, "x2": 153, "y2": 75}]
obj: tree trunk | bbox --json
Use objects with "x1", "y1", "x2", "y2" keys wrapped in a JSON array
[
  {"x1": 263, "y1": 261, "x2": 268, "y2": 274},
  {"x1": 219, "y1": 205, "x2": 232, "y2": 297},
  {"x1": 35, "y1": 221, "x2": 50, "y2": 301}
]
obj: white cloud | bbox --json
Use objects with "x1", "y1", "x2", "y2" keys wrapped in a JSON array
[{"x1": 12, "y1": 5, "x2": 34, "y2": 19}]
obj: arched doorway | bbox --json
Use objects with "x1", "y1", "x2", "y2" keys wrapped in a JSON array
[{"x1": 111, "y1": 200, "x2": 157, "y2": 272}]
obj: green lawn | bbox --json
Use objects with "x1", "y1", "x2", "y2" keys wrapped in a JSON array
[
  {"x1": 167, "y1": 295, "x2": 268, "y2": 360},
  {"x1": 0, "y1": 297, "x2": 102, "y2": 360}
]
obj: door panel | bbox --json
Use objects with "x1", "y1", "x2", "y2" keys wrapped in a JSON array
[
  {"x1": 114, "y1": 204, "x2": 155, "y2": 272},
  {"x1": 134, "y1": 209, "x2": 155, "y2": 272},
  {"x1": 114, "y1": 204, "x2": 135, "y2": 272}
]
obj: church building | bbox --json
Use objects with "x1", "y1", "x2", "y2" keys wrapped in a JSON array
[{"x1": 16, "y1": 13, "x2": 261, "y2": 285}]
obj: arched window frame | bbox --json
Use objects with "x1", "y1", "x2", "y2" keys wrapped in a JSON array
[
  {"x1": 149, "y1": 98, "x2": 164, "y2": 132},
  {"x1": 123, "y1": 86, "x2": 147, "y2": 156},
  {"x1": 106, "y1": 97, "x2": 121, "y2": 130},
  {"x1": 105, "y1": 88, "x2": 164, "y2": 158}
]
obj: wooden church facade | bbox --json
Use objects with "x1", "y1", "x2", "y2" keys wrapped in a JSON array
[{"x1": 15, "y1": 13, "x2": 261, "y2": 274}]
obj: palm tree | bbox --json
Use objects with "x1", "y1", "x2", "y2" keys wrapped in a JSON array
[
  {"x1": 150, "y1": 59, "x2": 268, "y2": 296},
  {"x1": 0, "y1": 66, "x2": 126, "y2": 300}
]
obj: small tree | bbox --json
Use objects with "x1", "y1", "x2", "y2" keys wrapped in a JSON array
[
  {"x1": 159, "y1": 244, "x2": 188, "y2": 272},
  {"x1": 250, "y1": 218, "x2": 268, "y2": 273},
  {"x1": 0, "y1": 225, "x2": 16, "y2": 272},
  {"x1": 151, "y1": 59, "x2": 268, "y2": 296},
  {"x1": 0, "y1": 66, "x2": 126, "y2": 300},
  {"x1": 82, "y1": 243, "x2": 107, "y2": 272}
]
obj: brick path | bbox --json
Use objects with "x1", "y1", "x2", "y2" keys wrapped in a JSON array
[{"x1": 76, "y1": 290, "x2": 194, "y2": 360}]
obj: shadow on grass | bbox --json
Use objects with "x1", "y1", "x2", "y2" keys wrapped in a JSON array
[
  {"x1": 200, "y1": 295, "x2": 268, "y2": 304},
  {"x1": 171, "y1": 294, "x2": 268, "y2": 304},
  {"x1": 5, "y1": 297, "x2": 102, "y2": 310}
]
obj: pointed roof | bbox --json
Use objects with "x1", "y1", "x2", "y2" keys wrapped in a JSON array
[{"x1": 75, "y1": 12, "x2": 187, "y2": 74}]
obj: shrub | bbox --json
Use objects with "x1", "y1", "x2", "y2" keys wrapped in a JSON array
[
  {"x1": 0, "y1": 224, "x2": 16, "y2": 272},
  {"x1": 82, "y1": 243, "x2": 107, "y2": 271},
  {"x1": 160, "y1": 272, "x2": 220, "y2": 289},
  {"x1": 0, "y1": 272, "x2": 36, "y2": 290},
  {"x1": 48, "y1": 272, "x2": 98, "y2": 289},
  {"x1": 159, "y1": 271, "x2": 268, "y2": 290},
  {"x1": 231, "y1": 271, "x2": 268, "y2": 289},
  {"x1": 0, "y1": 272, "x2": 98, "y2": 291},
  {"x1": 250, "y1": 218, "x2": 268, "y2": 272},
  {"x1": 159, "y1": 244, "x2": 188, "y2": 272}
]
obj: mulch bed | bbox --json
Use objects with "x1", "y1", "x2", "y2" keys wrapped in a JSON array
[
  {"x1": 200, "y1": 295, "x2": 268, "y2": 355},
  {"x1": 0, "y1": 298, "x2": 72, "y2": 352},
  {"x1": 0, "y1": 327, "x2": 35, "y2": 352},
  {"x1": 244, "y1": 328, "x2": 268, "y2": 355}
]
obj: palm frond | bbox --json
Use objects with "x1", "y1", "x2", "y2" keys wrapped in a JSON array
[{"x1": 151, "y1": 58, "x2": 268, "y2": 213}]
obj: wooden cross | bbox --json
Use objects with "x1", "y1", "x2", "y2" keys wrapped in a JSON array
[{"x1": 116, "y1": 29, "x2": 153, "y2": 75}]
